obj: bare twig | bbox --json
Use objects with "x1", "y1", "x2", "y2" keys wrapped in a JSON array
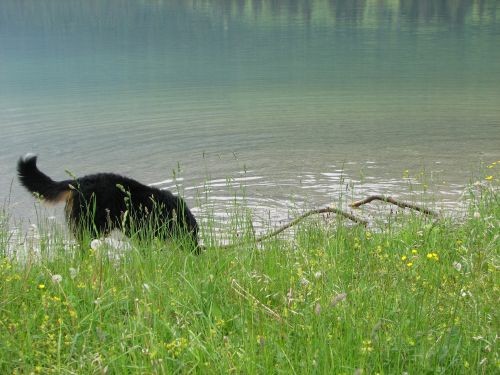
[{"x1": 350, "y1": 195, "x2": 437, "y2": 216}]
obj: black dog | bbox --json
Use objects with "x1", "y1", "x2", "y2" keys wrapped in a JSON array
[{"x1": 17, "y1": 154, "x2": 199, "y2": 252}]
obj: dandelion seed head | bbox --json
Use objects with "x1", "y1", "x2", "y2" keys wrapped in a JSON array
[
  {"x1": 90, "y1": 239, "x2": 103, "y2": 250},
  {"x1": 51, "y1": 274, "x2": 62, "y2": 284}
]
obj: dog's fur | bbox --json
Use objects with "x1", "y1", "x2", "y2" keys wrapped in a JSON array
[{"x1": 17, "y1": 155, "x2": 199, "y2": 252}]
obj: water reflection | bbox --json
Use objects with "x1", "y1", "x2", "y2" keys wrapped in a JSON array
[
  {"x1": 0, "y1": 0, "x2": 497, "y2": 30},
  {"x1": 329, "y1": 0, "x2": 367, "y2": 23},
  {"x1": 399, "y1": 0, "x2": 477, "y2": 25}
]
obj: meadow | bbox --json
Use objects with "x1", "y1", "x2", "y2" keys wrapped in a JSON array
[{"x1": 0, "y1": 167, "x2": 498, "y2": 374}]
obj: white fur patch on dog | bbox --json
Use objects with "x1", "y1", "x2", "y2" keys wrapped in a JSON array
[{"x1": 22, "y1": 153, "x2": 37, "y2": 162}]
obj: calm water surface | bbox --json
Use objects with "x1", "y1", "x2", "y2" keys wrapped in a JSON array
[{"x1": 1, "y1": 0, "x2": 499, "y2": 228}]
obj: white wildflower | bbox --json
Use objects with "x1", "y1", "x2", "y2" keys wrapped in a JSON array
[
  {"x1": 452, "y1": 261, "x2": 462, "y2": 272},
  {"x1": 460, "y1": 288, "x2": 472, "y2": 298}
]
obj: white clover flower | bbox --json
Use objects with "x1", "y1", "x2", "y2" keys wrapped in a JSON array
[
  {"x1": 300, "y1": 277, "x2": 310, "y2": 287},
  {"x1": 51, "y1": 274, "x2": 63, "y2": 284},
  {"x1": 314, "y1": 271, "x2": 322, "y2": 280}
]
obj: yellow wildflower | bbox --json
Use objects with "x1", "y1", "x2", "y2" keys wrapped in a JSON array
[
  {"x1": 426, "y1": 252, "x2": 439, "y2": 261},
  {"x1": 361, "y1": 339, "x2": 374, "y2": 353},
  {"x1": 38, "y1": 284, "x2": 45, "y2": 290},
  {"x1": 165, "y1": 337, "x2": 188, "y2": 358},
  {"x1": 485, "y1": 175, "x2": 493, "y2": 181}
]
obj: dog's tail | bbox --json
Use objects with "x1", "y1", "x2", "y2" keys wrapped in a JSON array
[{"x1": 17, "y1": 154, "x2": 72, "y2": 203}]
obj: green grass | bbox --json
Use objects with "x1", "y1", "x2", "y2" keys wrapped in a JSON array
[{"x1": 0, "y1": 177, "x2": 498, "y2": 374}]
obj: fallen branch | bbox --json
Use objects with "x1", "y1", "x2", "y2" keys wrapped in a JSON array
[
  {"x1": 207, "y1": 196, "x2": 435, "y2": 251},
  {"x1": 211, "y1": 206, "x2": 366, "y2": 250},
  {"x1": 350, "y1": 195, "x2": 437, "y2": 216},
  {"x1": 254, "y1": 206, "x2": 367, "y2": 243}
]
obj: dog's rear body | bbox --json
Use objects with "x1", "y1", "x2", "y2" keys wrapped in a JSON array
[{"x1": 17, "y1": 155, "x2": 199, "y2": 251}]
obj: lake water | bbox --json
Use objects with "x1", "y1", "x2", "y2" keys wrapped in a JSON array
[{"x1": 1, "y1": 0, "x2": 499, "y2": 229}]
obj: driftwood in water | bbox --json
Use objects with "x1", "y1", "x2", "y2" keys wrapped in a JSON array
[
  {"x1": 213, "y1": 195, "x2": 436, "y2": 250},
  {"x1": 350, "y1": 195, "x2": 437, "y2": 216},
  {"x1": 254, "y1": 206, "x2": 368, "y2": 243}
]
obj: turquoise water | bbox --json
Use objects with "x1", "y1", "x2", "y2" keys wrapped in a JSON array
[{"x1": 1, "y1": 0, "x2": 499, "y2": 225}]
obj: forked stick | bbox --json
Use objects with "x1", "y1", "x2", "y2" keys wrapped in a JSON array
[
  {"x1": 254, "y1": 206, "x2": 367, "y2": 243},
  {"x1": 350, "y1": 195, "x2": 437, "y2": 216},
  {"x1": 212, "y1": 206, "x2": 367, "y2": 250},
  {"x1": 210, "y1": 196, "x2": 436, "y2": 250}
]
